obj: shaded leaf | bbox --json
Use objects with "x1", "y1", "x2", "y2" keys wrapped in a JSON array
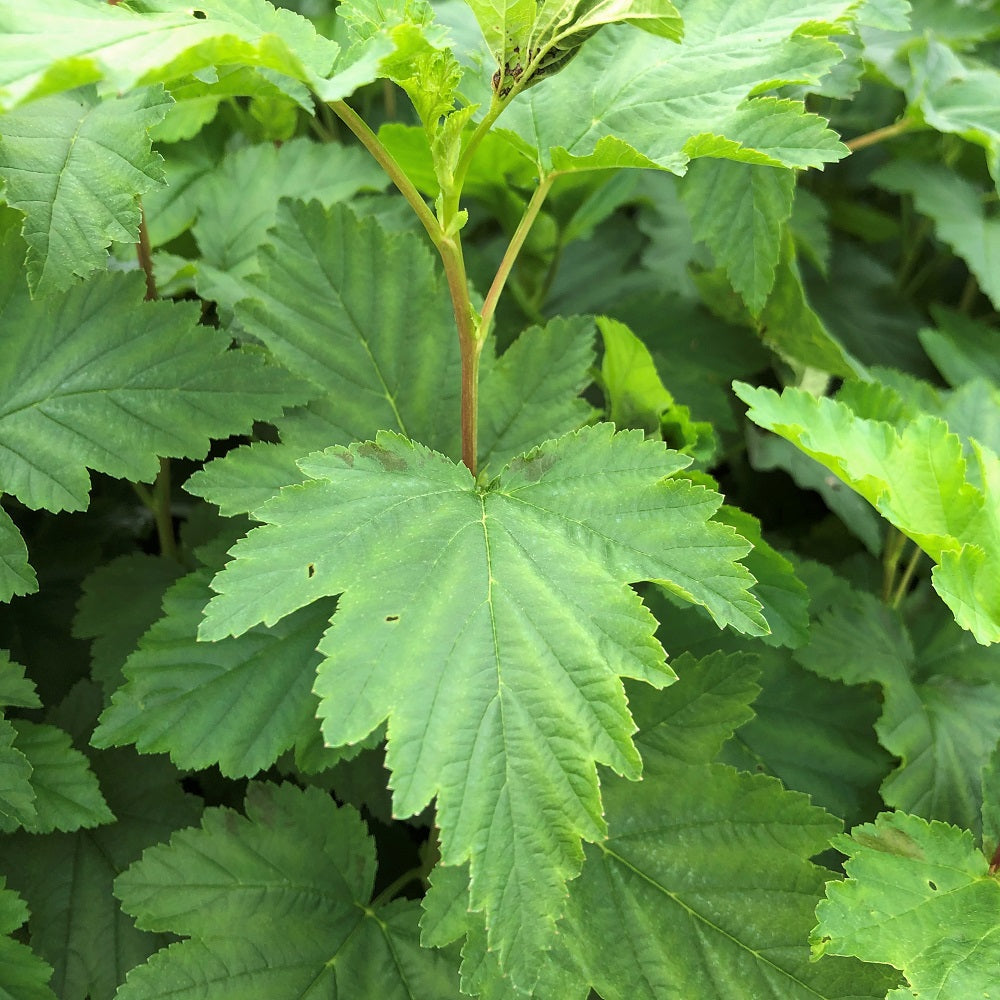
[
  {"x1": 0, "y1": 880, "x2": 57, "y2": 1000},
  {"x1": 114, "y1": 782, "x2": 461, "y2": 999},
  {"x1": 0, "y1": 505, "x2": 38, "y2": 602},
  {"x1": 797, "y1": 589, "x2": 1000, "y2": 836},
  {"x1": 94, "y1": 565, "x2": 333, "y2": 778},
  {"x1": 0, "y1": 231, "x2": 310, "y2": 514}
]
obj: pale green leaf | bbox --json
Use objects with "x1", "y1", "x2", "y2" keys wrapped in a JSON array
[
  {"x1": 73, "y1": 554, "x2": 187, "y2": 694},
  {"x1": 94, "y1": 567, "x2": 333, "y2": 778},
  {"x1": 682, "y1": 159, "x2": 794, "y2": 315},
  {"x1": 734, "y1": 381, "x2": 1000, "y2": 643},
  {"x1": 0, "y1": 239, "x2": 310, "y2": 513},
  {"x1": 813, "y1": 811, "x2": 1000, "y2": 1000},
  {"x1": 0, "y1": 506, "x2": 36, "y2": 602},
  {"x1": 190, "y1": 139, "x2": 387, "y2": 307},
  {"x1": 0, "y1": 0, "x2": 340, "y2": 113},
  {"x1": 0, "y1": 720, "x2": 203, "y2": 1000},
  {"x1": 797, "y1": 590, "x2": 1000, "y2": 836},
  {"x1": 199, "y1": 426, "x2": 765, "y2": 988},
  {"x1": 597, "y1": 316, "x2": 715, "y2": 460},
  {"x1": 0, "y1": 85, "x2": 170, "y2": 295},
  {"x1": 874, "y1": 159, "x2": 1000, "y2": 310},
  {"x1": 114, "y1": 782, "x2": 461, "y2": 999},
  {"x1": 504, "y1": 1, "x2": 853, "y2": 176},
  {"x1": 1, "y1": 721, "x2": 114, "y2": 834},
  {"x1": 747, "y1": 428, "x2": 885, "y2": 555},
  {"x1": 0, "y1": 880, "x2": 57, "y2": 1000}
]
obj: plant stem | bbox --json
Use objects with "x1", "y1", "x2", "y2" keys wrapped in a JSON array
[
  {"x1": 329, "y1": 100, "x2": 441, "y2": 246},
  {"x1": 479, "y1": 174, "x2": 556, "y2": 342},
  {"x1": 133, "y1": 205, "x2": 178, "y2": 559},
  {"x1": 846, "y1": 117, "x2": 914, "y2": 152},
  {"x1": 369, "y1": 866, "x2": 424, "y2": 908},
  {"x1": 891, "y1": 542, "x2": 923, "y2": 608},
  {"x1": 881, "y1": 528, "x2": 906, "y2": 602},
  {"x1": 137, "y1": 204, "x2": 157, "y2": 301}
]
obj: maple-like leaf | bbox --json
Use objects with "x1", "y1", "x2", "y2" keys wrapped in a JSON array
[
  {"x1": 0, "y1": 0, "x2": 342, "y2": 112},
  {"x1": 502, "y1": 0, "x2": 854, "y2": 175},
  {"x1": 423, "y1": 653, "x2": 898, "y2": 998},
  {"x1": 735, "y1": 380, "x2": 1000, "y2": 644},
  {"x1": 813, "y1": 811, "x2": 1000, "y2": 1000},
  {"x1": 114, "y1": 782, "x2": 461, "y2": 999},
  {"x1": 93, "y1": 564, "x2": 334, "y2": 778},
  {"x1": 0, "y1": 225, "x2": 310, "y2": 583},
  {"x1": 0, "y1": 85, "x2": 170, "y2": 295},
  {"x1": 198, "y1": 426, "x2": 766, "y2": 988},
  {"x1": 681, "y1": 159, "x2": 795, "y2": 315},
  {"x1": 0, "y1": 683, "x2": 204, "y2": 1000},
  {"x1": 797, "y1": 588, "x2": 1000, "y2": 837}
]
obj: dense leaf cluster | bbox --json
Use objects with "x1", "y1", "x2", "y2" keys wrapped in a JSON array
[{"x1": 1, "y1": 0, "x2": 1000, "y2": 998}]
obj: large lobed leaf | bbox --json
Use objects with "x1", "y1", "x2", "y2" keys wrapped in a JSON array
[
  {"x1": 0, "y1": 85, "x2": 171, "y2": 296},
  {"x1": 185, "y1": 201, "x2": 597, "y2": 513},
  {"x1": 197, "y1": 426, "x2": 766, "y2": 988},
  {"x1": 813, "y1": 811, "x2": 1000, "y2": 1000},
  {"x1": 734, "y1": 380, "x2": 1000, "y2": 644},
  {"x1": 797, "y1": 589, "x2": 1000, "y2": 837},
  {"x1": 424, "y1": 652, "x2": 898, "y2": 998},
  {"x1": 0, "y1": 0, "x2": 343, "y2": 112},
  {"x1": 114, "y1": 782, "x2": 461, "y2": 999},
  {"x1": 503, "y1": 0, "x2": 855, "y2": 175}
]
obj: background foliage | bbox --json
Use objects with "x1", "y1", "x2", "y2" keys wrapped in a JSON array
[{"x1": 1, "y1": 0, "x2": 1000, "y2": 998}]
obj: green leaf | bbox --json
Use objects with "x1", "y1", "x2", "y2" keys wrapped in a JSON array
[
  {"x1": 477, "y1": 315, "x2": 596, "y2": 469},
  {"x1": 734, "y1": 381, "x2": 1000, "y2": 643},
  {"x1": 797, "y1": 589, "x2": 1000, "y2": 836},
  {"x1": 1, "y1": 721, "x2": 114, "y2": 835},
  {"x1": 747, "y1": 428, "x2": 885, "y2": 555},
  {"x1": 0, "y1": 880, "x2": 57, "y2": 1000},
  {"x1": 0, "y1": 85, "x2": 170, "y2": 296},
  {"x1": 114, "y1": 782, "x2": 461, "y2": 999},
  {"x1": 94, "y1": 565, "x2": 334, "y2": 778},
  {"x1": 983, "y1": 740, "x2": 1000, "y2": 862},
  {"x1": 0, "y1": 505, "x2": 37, "y2": 602},
  {"x1": 906, "y1": 40, "x2": 1000, "y2": 186},
  {"x1": 504, "y1": 1, "x2": 853, "y2": 176},
  {"x1": 813, "y1": 811, "x2": 1000, "y2": 1000},
  {"x1": 874, "y1": 159, "x2": 1000, "y2": 310},
  {"x1": 0, "y1": 242, "x2": 310, "y2": 514},
  {"x1": 712, "y1": 506, "x2": 809, "y2": 648},
  {"x1": 682, "y1": 159, "x2": 795, "y2": 315},
  {"x1": 523, "y1": 652, "x2": 899, "y2": 999},
  {"x1": 0, "y1": 717, "x2": 34, "y2": 832},
  {"x1": 0, "y1": 0, "x2": 341, "y2": 113},
  {"x1": 597, "y1": 315, "x2": 715, "y2": 458},
  {"x1": 919, "y1": 307, "x2": 1000, "y2": 389},
  {"x1": 0, "y1": 725, "x2": 203, "y2": 1000},
  {"x1": 199, "y1": 426, "x2": 765, "y2": 988},
  {"x1": 721, "y1": 650, "x2": 892, "y2": 827},
  {"x1": 189, "y1": 138, "x2": 386, "y2": 307},
  {"x1": 73, "y1": 554, "x2": 187, "y2": 694}
]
